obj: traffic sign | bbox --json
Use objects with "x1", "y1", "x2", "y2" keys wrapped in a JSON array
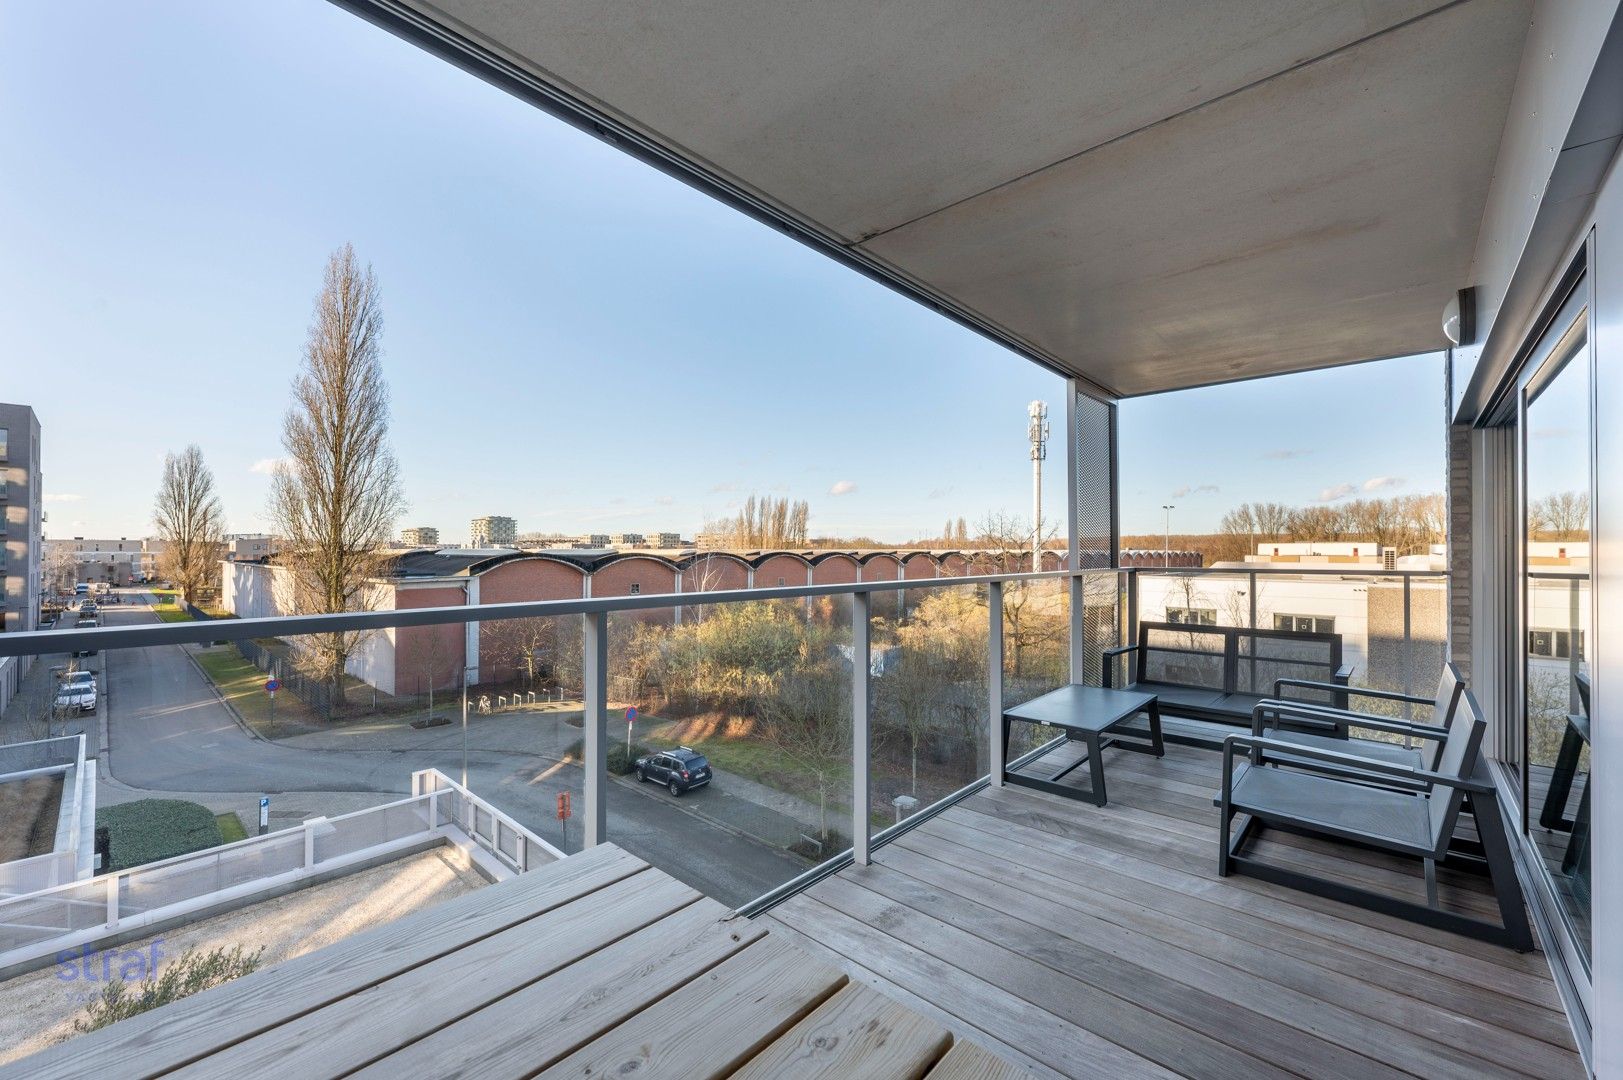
[
  {"x1": 626, "y1": 706, "x2": 637, "y2": 723},
  {"x1": 265, "y1": 678, "x2": 280, "y2": 694},
  {"x1": 556, "y1": 791, "x2": 572, "y2": 820}
]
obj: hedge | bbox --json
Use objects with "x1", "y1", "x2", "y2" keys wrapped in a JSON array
[{"x1": 98, "y1": 799, "x2": 225, "y2": 871}]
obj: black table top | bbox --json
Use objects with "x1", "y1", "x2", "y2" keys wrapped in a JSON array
[{"x1": 1003, "y1": 684, "x2": 1157, "y2": 733}]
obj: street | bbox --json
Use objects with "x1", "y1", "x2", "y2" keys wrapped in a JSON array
[{"x1": 87, "y1": 594, "x2": 807, "y2": 907}]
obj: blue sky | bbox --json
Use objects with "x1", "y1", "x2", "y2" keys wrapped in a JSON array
[{"x1": 1, "y1": 2, "x2": 1443, "y2": 544}]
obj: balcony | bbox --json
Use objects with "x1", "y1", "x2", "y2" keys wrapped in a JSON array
[{"x1": 0, "y1": 571, "x2": 1581, "y2": 1078}]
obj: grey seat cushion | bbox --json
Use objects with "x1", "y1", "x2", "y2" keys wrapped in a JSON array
[{"x1": 1229, "y1": 762, "x2": 1433, "y2": 853}]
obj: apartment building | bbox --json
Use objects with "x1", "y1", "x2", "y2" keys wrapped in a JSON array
[
  {"x1": 45, "y1": 537, "x2": 165, "y2": 587},
  {"x1": 400, "y1": 526, "x2": 439, "y2": 546},
  {"x1": 468, "y1": 515, "x2": 517, "y2": 547},
  {"x1": 0, "y1": 403, "x2": 42, "y2": 634}
]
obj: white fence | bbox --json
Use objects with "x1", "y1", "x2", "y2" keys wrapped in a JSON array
[
  {"x1": 0, "y1": 769, "x2": 555, "y2": 973},
  {"x1": 0, "y1": 735, "x2": 87, "y2": 897},
  {"x1": 412, "y1": 769, "x2": 564, "y2": 873}
]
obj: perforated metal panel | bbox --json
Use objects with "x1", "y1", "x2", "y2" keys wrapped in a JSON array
[{"x1": 1073, "y1": 389, "x2": 1116, "y2": 568}]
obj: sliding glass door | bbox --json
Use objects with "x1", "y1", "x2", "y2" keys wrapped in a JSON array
[{"x1": 1517, "y1": 283, "x2": 1593, "y2": 973}]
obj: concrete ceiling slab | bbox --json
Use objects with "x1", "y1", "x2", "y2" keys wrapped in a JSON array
[
  {"x1": 396, "y1": 0, "x2": 1532, "y2": 395},
  {"x1": 859, "y1": 0, "x2": 1531, "y2": 393}
]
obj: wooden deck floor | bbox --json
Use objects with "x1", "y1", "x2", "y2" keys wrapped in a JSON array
[
  {"x1": 4, "y1": 843, "x2": 1030, "y2": 1080},
  {"x1": 766, "y1": 741, "x2": 1583, "y2": 1080}
]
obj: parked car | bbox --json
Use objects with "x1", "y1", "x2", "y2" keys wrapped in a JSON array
[
  {"x1": 55, "y1": 675, "x2": 97, "y2": 714},
  {"x1": 79, "y1": 602, "x2": 98, "y2": 617},
  {"x1": 72, "y1": 615, "x2": 99, "y2": 657},
  {"x1": 633, "y1": 746, "x2": 712, "y2": 796}
]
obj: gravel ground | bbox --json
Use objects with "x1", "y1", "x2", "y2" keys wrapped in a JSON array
[{"x1": 0, "y1": 846, "x2": 486, "y2": 1066}]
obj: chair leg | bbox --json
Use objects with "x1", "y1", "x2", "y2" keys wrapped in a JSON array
[{"x1": 1424, "y1": 858, "x2": 1438, "y2": 909}]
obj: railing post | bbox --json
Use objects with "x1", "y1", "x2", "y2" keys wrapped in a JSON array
[
  {"x1": 583, "y1": 610, "x2": 608, "y2": 848},
  {"x1": 851, "y1": 591, "x2": 872, "y2": 866},
  {"x1": 988, "y1": 581, "x2": 1005, "y2": 789},
  {"x1": 1068, "y1": 574, "x2": 1085, "y2": 685},
  {"x1": 303, "y1": 821, "x2": 316, "y2": 868},
  {"x1": 105, "y1": 875, "x2": 118, "y2": 929},
  {"x1": 1402, "y1": 574, "x2": 1414, "y2": 722},
  {"x1": 428, "y1": 789, "x2": 440, "y2": 832}
]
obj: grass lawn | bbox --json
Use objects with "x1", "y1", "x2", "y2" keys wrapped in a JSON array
[
  {"x1": 215, "y1": 812, "x2": 248, "y2": 843},
  {"x1": 192, "y1": 645, "x2": 320, "y2": 737},
  {"x1": 98, "y1": 799, "x2": 223, "y2": 871},
  {"x1": 152, "y1": 605, "x2": 193, "y2": 623},
  {"x1": 644, "y1": 716, "x2": 847, "y2": 806}
]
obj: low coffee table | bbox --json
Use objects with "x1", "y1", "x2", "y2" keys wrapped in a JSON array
[{"x1": 1001, "y1": 685, "x2": 1163, "y2": 806}]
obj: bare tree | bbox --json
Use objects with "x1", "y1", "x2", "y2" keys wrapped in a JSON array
[
  {"x1": 269, "y1": 245, "x2": 406, "y2": 709},
  {"x1": 1530, "y1": 491, "x2": 1590, "y2": 541},
  {"x1": 42, "y1": 544, "x2": 79, "y2": 596},
  {"x1": 152, "y1": 445, "x2": 226, "y2": 603},
  {"x1": 703, "y1": 494, "x2": 810, "y2": 548},
  {"x1": 759, "y1": 665, "x2": 850, "y2": 845}
]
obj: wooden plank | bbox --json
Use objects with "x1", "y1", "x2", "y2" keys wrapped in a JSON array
[
  {"x1": 1, "y1": 843, "x2": 650, "y2": 1080},
  {"x1": 812, "y1": 868, "x2": 1398, "y2": 1080},
  {"x1": 928, "y1": 1040, "x2": 1042, "y2": 1080},
  {"x1": 768, "y1": 896, "x2": 1174, "y2": 1080},
  {"x1": 873, "y1": 838, "x2": 1573, "y2": 1079},
  {"x1": 963, "y1": 789, "x2": 1556, "y2": 983},
  {"x1": 799, "y1": 874, "x2": 1294, "y2": 1080},
  {"x1": 177, "y1": 870, "x2": 701, "y2": 1078},
  {"x1": 534, "y1": 936, "x2": 845, "y2": 1080},
  {"x1": 904, "y1": 815, "x2": 1574, "y2": 1050},
  {"x1": 760, "y1": 913, "x2": 1073, "y2": 1080},
  {"x1": 352, "y1": 898, "x2": 764, "y2": 1080},
  {"x1": 732, "y1": 982, "x2": 951, "y2": 1080}
]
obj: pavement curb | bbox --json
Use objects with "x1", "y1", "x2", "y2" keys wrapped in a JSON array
[{"x1": 178, "y1": 643, "x2": 269, "y2": 745}]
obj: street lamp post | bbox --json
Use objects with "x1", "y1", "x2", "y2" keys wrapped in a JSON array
[{"x1": 1162, "y1": 504, "x2": 1175, "y2": 567}]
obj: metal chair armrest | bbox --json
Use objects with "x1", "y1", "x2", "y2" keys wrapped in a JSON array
[
  {"x1": 1223, "y1": 734, "x2": 1492, "y2": 793},
  {"x1": 1101, "y1": 643, "x2": 1138, "y2": 689},
  {"x1": 1272, "y1": 678, "x2": 1429, "y2": 705}
]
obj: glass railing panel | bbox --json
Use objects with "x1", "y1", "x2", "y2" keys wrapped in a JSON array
[
  {"x1": 603, "y1": 595, "x2": 853, "y2": 908},
  {"x1": 867, "y1": 582, "x2": 990, "y2": 829}
]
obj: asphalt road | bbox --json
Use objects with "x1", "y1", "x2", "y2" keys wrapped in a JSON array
[{"x1": 97, "y1": 595, "x2": 806, "y2": 907}]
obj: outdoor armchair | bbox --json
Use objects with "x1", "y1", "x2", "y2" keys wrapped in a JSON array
[{"x1": 1217, "y1": 688, "x2": 1532, "y2": 950}]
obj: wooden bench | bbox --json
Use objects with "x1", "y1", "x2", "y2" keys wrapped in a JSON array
[{"x1": 1103, "y1": 621, "x2": 1351, "y2": 732}]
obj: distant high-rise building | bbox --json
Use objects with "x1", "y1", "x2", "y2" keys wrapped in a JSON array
[
  {"x1": 401, "y1": 526, "x2": 440, "y2": 547},
  {"x1": 0, "y1": 404, "x2": 42, "y2": 635},
  {"x1": 469, "y1": 516, "x2": 517, "y2": 547}
]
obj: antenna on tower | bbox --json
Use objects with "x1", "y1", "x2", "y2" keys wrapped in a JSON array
[{"x1": 1028, "y1": 401, "x2": 1049, "y2": 572}]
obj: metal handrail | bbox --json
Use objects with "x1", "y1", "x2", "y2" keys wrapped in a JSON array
[{"x1": 0, "y1": 569, "x2": 1081, "y2": 658}]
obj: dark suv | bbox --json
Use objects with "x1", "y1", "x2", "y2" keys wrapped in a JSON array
[{"x1": 634, "y1": 747, "x2": 712, "y2": 797}]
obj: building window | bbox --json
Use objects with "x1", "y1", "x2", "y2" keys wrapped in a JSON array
[
  {"x1": 628, "y1": 583, "x2": 640, "y2": 595},
  {"x1": 0, "y1": 428, "x2": 7, "y2": 460},
  {"x1": 1166, "y1": 606, "x2": 1216, "y2": 626},
  {"x1": 777, "y1": 577, "x2": 786, "y2": 587},
  {"x1": 1275, "y1": 614, "x2": 1336, "y2": 635},
  {"x1": 1528, "y1": 629, "x2": 1584, "y2": 660}
]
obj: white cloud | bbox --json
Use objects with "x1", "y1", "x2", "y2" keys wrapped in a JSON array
[
  {"x1": 1263, "y1": 449, "x2": 1311, "y2": 461},
  {"x1": 44, "y1": 493, "x2": 83, "y2": 503},
  {"x1": 1169, "y1": 484, "x2": 1218, "y2": 499},
  {"x1": 828, "y1": 480, "x2": 858, "y2": 496},
  {"x1": 249, "y1": 457, "x2": 290, "y2": 476},
  {"x1": 1315, "y1": 483, "x2": 1357, "y2": 502},
  {"x1": 1362, "y1": 476, "x2": 1405, "y2": 492}
]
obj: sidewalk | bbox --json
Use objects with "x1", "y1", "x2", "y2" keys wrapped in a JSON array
[{"x1": 96, "y1": 774, "x2": 399, "y2": 833}]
